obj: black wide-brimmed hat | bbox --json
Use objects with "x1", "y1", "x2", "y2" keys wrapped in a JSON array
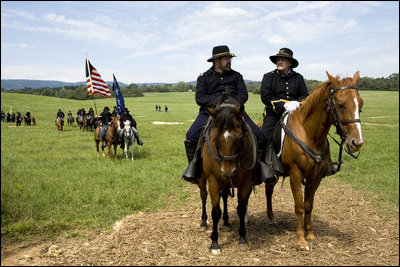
[
  {"x1": 123, "y1": 107, "x2": 129, "y2": 113},
  {"x1": 103, "y1": 106, "x2": 109, "y2": 111},
  {"x1": 207, "y1": 45, "x2": 236, "y2": 62},
  {"x1": 269, "y1": 48, "x2": 299, "y2": 68}
]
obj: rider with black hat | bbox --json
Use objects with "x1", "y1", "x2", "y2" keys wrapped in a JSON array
[
  {"x1": 260, "y1": 48, "x2": 309, "y2": 184},
  {"x1": 99, "y1": 106, "x2": 113, "y2": 148},
  {"x1": 119, "y1": 107, "x2": 143, "y2": 149},
  {"x1": 182, "y1": 45, "x2": 275, "y2": 185},
  {"x1": 56, "y1": 108, "x2": 65, "y2": 125}
]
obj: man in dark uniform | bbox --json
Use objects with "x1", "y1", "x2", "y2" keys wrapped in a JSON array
[
  {"x1": 16, "y1": 112, "x2": 22, "y2": 126},
  {"x1": 112, "y1": 106, "x2": 118, "y2": 118},
  {"x1": 260, "y1": 48, "x2": 309, "y2": 183},
  {"x1": 25, "y1": 110, "x2": 31, "y2": 125},
  {"x1": 182, "y1": 45, "x2": 275, "y2": 185},
  {"x1": 56, "y1": 108, "x2": 65, "y2": 125},
  {"x1": 118, "y1": 107, "x2": 144, "y2": 149},
  {"x1": 99, "y1": 107, "x2": 113, "y2": 148}
]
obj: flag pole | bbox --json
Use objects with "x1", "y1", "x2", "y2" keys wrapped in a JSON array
[{"x1": 86, "y1": 54, "x2": 98, "y2": 117}]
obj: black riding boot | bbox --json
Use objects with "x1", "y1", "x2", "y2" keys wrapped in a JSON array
[
  {"x1": 253, "y1": 141, "x2": 277, "y2": 186},
  {"x1": 136, "y1": 132, "x2": 143, "y2": 146},
  {"x1": 182, "y1": 140, "x2": 201, "y2": 184}
]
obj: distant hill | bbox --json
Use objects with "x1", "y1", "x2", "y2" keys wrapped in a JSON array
[
  {"x1": 1, "y1": 79, "x2": 258, "y2": 90},
  {"x1": 1, "y1": 79, "x2": 128, "y2": 90}
]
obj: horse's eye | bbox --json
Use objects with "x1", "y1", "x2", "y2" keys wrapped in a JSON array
[{"x1": 337, "y1": 103, "x2": 345, "y2": 110}]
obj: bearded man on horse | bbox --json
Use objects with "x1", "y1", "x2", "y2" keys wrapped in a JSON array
[
  {"x1": 118, "y1": 107, "x2": 144, "y2": 149},
  {"x1": 182, "y1": 45, "x2": 275, "y2": 185},
  {"x1": 98, "y1": 107, "x2": 113, "y2": 149}
]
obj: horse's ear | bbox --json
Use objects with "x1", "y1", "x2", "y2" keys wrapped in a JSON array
[
  {"x1": 326, "y1": 71, "x2": 340, "y2": 87},
  {"x1": 352, "y1": 71, "x2": 360, "y2": 85},
  {"x1": 207, "y1": 107, "x2": 217, "y2": 119}
]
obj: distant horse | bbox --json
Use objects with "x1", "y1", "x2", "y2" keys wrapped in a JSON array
[
  {"x1": 56, "y1": 117, "x2": 63, "y2": 131},
  {"x1": 122, "y1": 120, "x2": 136, "y2": 161},
  {"x1": 265, "y1": 71, "x2": 364, "y2": 250},
  {"x1": 200, "y1": 97, "x2": 257, "y2": 253},
  {"x1": 67, "y1": 115, "x2": 74, "y2": 126},
  {"x1": 30, "y1": 116, "x2": 36, "y2": 126},
  {"x1": 82, "y1": 116, "x2": 89, "y2": 131},
  {"x1": 86, "y1": 115, "x2": 96, "y2": 131},
  {"x1": 77, "y1": 115, "x2": 84, "y2": 130}
]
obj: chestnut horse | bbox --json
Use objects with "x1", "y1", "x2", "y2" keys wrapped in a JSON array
[
  {"x1": 94, "y1": 116, "x2": 120, "y2": 160},
  {"x1": 67, "y1": 114, "x2": 74, "y2": 126},
  {"x1": 200, "y1": 97, "x2": 257, "y2": 253},
  {"x1": 56, "y1": 117, "x2": 63, "y2": 131},
  {"x1": 265, "y1": 71, "x2": 364, "y2": 250}
]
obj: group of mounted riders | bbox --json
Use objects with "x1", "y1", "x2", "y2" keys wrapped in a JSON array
[
  {"x1": 182, "y1": 45, "x2": 308, "y2": 187},
  {"x1": 2, "y1": 110, "x2": 34, "y2": 126},
  {"x1": 55, "y1": 105, "x2": 143, "y2": 150}
]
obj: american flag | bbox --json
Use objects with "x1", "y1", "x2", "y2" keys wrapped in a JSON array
[{"x1": 85, "y1": 59, "x2": 111, "y2": 97}]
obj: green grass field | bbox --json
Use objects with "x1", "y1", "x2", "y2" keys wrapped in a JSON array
[{"x1": 1, "y1": 90, "x2": 399, "y2": 242}]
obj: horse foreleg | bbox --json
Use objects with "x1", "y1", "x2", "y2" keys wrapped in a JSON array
[
  {"x1": 265, "y1": 182, "x2": 277, "y2": 224},
  {"x1": 237, "y1": 184, "x2": 252, "y2": 246},
  {"x1": 198, "y1": 177, "x2": 208, "y2": 230},
  {"x1": 131, "y1": 142, "x2": 134, "y2": 161},
  {"x1": 113, "y1": 143, "x2": 118, "y2": 160},
  {"x1": 289, "y1": 170, "x2": 309, "y2": 249},
  {"x1": 209, "y1": 177, "x2": 221, "y2": 254},
  {"x1": 304, "y1": 176, "x2": 322, "y2": 241},
  {"x1": 221, "y1": 188, "x2": 232, "y2": 231}
]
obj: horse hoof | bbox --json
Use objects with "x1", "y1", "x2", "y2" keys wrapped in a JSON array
[
  {"x1": 298, "y1": 245, "x2": 310, "y2": 251},
  {"x1": 239, "y1": 237, "x2": 248, "y2": 246},
  {"x1": 210, "y1": 248, "x2": 221, "y2": 254}
]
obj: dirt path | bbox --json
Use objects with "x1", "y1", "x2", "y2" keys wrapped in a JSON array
[{"x1": 1, "y1": 180, "x2": 399, "y2": 266}]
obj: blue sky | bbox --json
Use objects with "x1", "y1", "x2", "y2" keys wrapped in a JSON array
[{"x1": 1, "y1": 1, "x2": 399, "y2": 84}]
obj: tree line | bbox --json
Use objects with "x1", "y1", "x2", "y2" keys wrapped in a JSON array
[{"x1": 1, "y1": 73, "x2": 398, "y2": 100}]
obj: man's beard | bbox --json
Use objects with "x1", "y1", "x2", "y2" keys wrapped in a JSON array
[{"x1": 223, "y1": 63, "x2": 231, "y2": 71}]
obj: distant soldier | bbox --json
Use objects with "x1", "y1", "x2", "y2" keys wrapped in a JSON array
[
  {"x1": 25, "y1": 110, "x2": 31, "y2": 125},
  {"x1": 56, "y1": 108, "x2": 65, "y2": 125},
  {"x1": 98, "y1": 107, "x2": 113, "y2": 148},
  {"x1": 119, "y1": 107, "x2": 143, "y2": 148},
  {"x1": 16, "y1": 112, "x2": 22, "y2": 126},
  {"x1": 112, "y1": 106, "x2": 118, "y2": 118}
]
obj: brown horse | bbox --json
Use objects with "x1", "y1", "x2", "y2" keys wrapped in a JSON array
[
  {"x1": 94, "y1": 116, "x2": 120, "y2": 160},
  {"x1": 265, "y1": 71, "x2": 364, "y2": 250},
  {"x1": 200, "y1": 97, "x2": 257, "y2": 253},
  {"x1": 67, "y1": 115, "x2": 74, "y2": 126},
  {"x1": 56, "y1": 117, "x2": 63, "y2": 131}
]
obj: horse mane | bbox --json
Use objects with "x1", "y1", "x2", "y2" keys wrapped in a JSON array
[
  {"x1": 214, "y1": 96, "x2": 241, "y2": 132},
  {"x1": 297, "y1": 75, "x2": 354, "y2": 117}
]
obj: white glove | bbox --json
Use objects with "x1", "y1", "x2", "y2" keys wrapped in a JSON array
[{"x1": 284, "y1": 101, "x2": 300, "y2": 113}]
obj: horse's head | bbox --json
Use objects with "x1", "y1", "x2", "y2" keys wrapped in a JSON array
[
  {"x1": 326, "y1": 71, "x2": 364, "y2": 153},
  {"x1": 207, "y1": 99, "x2": 246, "y2": 178}
]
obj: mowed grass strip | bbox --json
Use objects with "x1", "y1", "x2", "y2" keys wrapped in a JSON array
[{"x1": 1, "y1": 90, "x2": 398, "y2": 242}]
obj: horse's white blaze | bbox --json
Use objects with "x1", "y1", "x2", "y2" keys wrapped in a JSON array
[
  {"x1": 353, "y1": 97, "x2": 363, "y2": 142},
  {"x1": 223, "y1": 131, "x2": 231, "y2": 143}
]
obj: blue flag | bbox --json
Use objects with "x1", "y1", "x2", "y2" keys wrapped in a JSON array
[{"x1": 112, "y1": 74, "x2": 125, "y2": 115}]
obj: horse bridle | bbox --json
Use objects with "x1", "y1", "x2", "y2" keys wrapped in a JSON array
[
  {"x1": 326, "y1": 85, "x2": 361, "y2": 139},
  {"x1": 204, "y1": 117, "x2": 257, "y2": 172}
]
